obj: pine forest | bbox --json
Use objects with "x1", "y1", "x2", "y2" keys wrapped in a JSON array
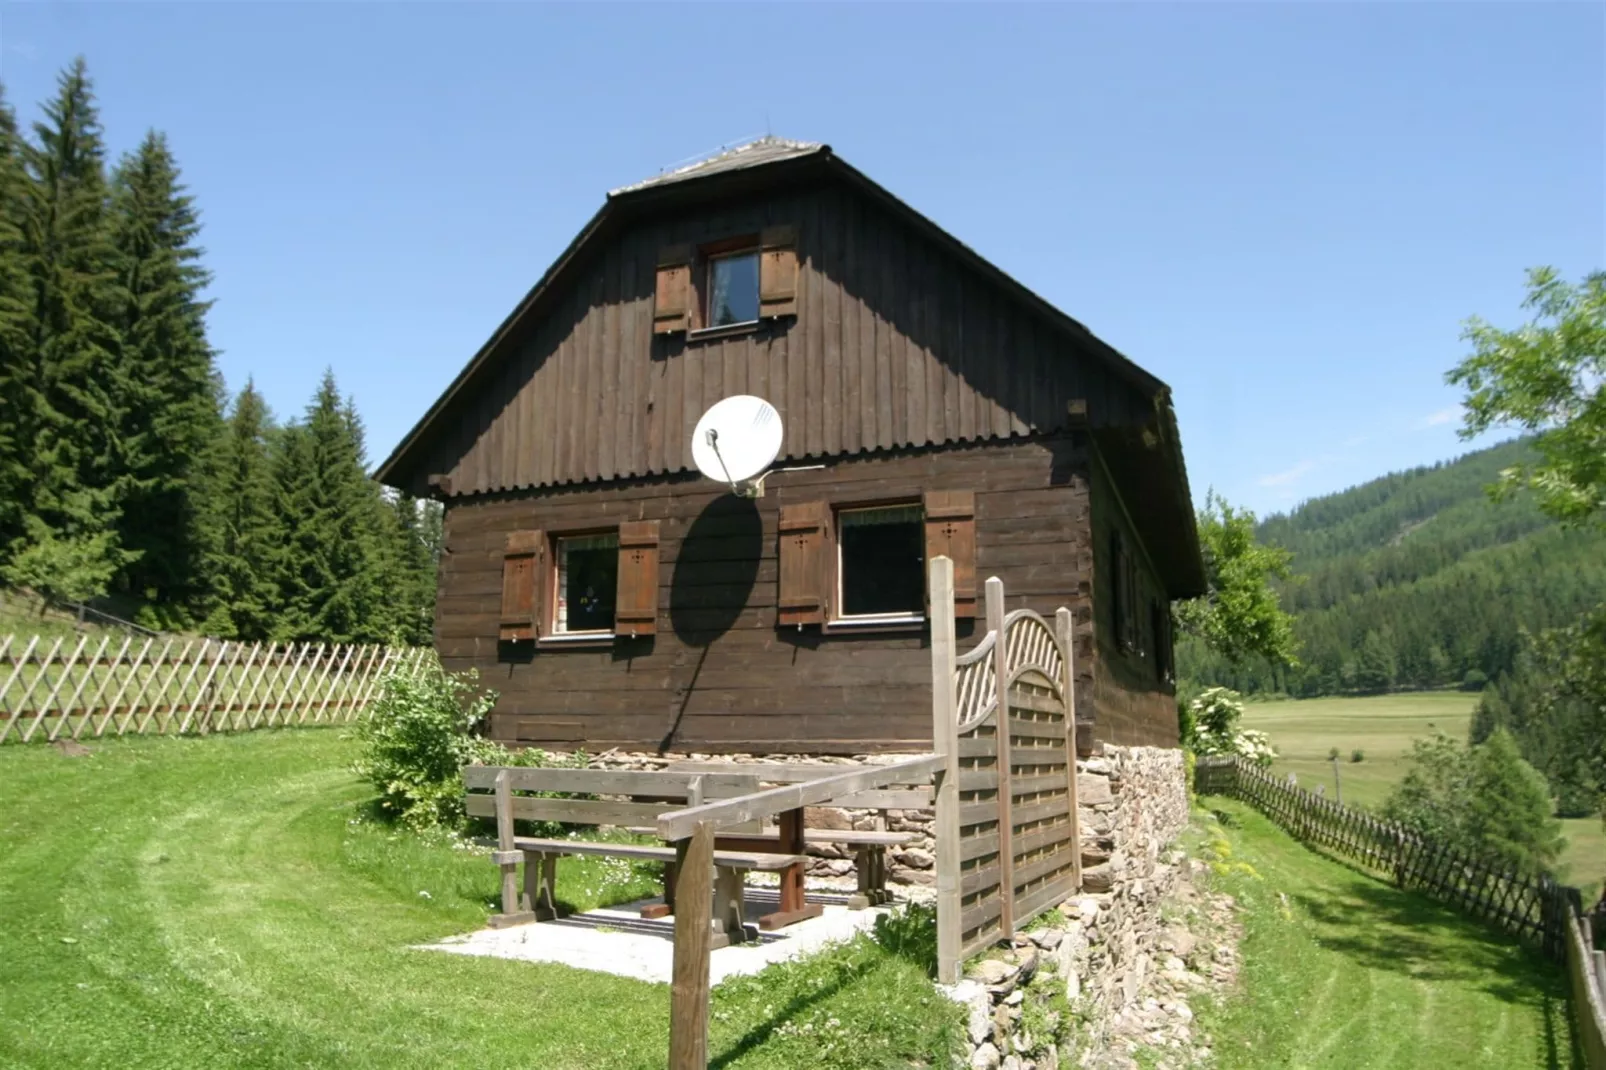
[{"x1": 0, "y1": 60, "x2": 439, "y2": 644}]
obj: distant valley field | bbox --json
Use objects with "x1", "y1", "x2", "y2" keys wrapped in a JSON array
[{"x1": 1241, "y1": 691, "x2": 1605, "y2": 898}]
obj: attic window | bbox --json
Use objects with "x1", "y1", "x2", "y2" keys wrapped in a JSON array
[{"x1": 707, "y1": 250, "x2": 760, "y2": 327}]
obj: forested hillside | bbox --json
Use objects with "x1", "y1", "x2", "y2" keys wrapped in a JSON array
[
  {"x1": 1178, "y1": 439, "x2": 1606, "y2": 697},
  {"x1": 0, "y1": 59, "x2": 437, "y2": 644}
]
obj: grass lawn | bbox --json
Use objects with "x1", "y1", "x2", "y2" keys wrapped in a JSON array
[
  {"x1": 1189, "y1": 799, "x2": 1583, "y2": 1069},
  {"x1": 1241, "y1": 692, "x2": 1606, "y2": 898},
  {"x1": 0, "y1": 730, "x2": 958, "y2": 1069}
]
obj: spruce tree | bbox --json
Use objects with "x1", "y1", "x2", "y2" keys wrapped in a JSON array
[
  {"x1": 271, "y1": 371, "x2": 386, "y2": 643},
  {"x1": 108, "y1": 129, "x2": 221, "y2": 614},
  {"x1": 7, "y1": 58, "x2": 129, "y2": 601},
  {"x1": 0, "y1": 83, "x2": 33, "y2": 562},
  {"x1": 200, "y1": 381, "x2": 279, "y2": 639},
  {"x1": 380, "y1": 492, "x2": 442, "y2": 646}
]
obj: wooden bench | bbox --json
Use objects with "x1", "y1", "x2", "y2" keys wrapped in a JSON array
[
  {"x1": 664, "y1": 761, "x2": 933, "y2": 908},
  {"x1": 507, "y1": 837, "x2": 804, "y2": 948},
  {"x1": 628, "y1": 825, "x2": 915, "y2": 908},
  {"x1": 462, "y1": 765, "x2": 808, "y2": 942}
]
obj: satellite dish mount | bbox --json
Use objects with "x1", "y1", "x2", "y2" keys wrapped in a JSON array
[{"x1": 692, "y1": 396, "x2": 783, "y2": 500}]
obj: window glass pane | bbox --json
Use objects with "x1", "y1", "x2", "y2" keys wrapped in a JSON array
[
  {"x1": 556, "y1": 533, "x2": 617, "y2": 632},
  {"x1": 708, "y1": 252, "x2": 760, "y2": 327},
  {"x1": 839, "y1": 506, "x2": 924, "y2": 617}
]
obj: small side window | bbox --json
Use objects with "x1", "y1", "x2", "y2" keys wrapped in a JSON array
[
  {"x1": 553, "y1": 532, "x2": 618, "y2": 635},
  {"x1": 837, "y1": 504, "x2": 925, "y2": 621},
  {"x1": 707, "y1": 250, "x2": 760, "y2": 327}
]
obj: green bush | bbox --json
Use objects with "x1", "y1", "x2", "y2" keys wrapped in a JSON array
[
  {"x1": 1350, "y1": 748, "x2": 1365, "y2": 764},
  {"x1": 1328, "y1": 746, "x2": 1341, "y2": 761},
  {"x1": 1462, "y1": 668, "x2": 1489, "y2": 692},
  {"x1": 353, "y1": 663, "x2": 504, "y2": 831}
]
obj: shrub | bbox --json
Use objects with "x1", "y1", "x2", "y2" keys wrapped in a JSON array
[
  {"x1": 1382, "y1": 729, "x2": 1564, "y2": 876},
  {"x1": 1328, "y1": 746, "x2": 1341, "y2": 761},
  {"x1": 1350, "y1": 748, "x2": 1365, "y2": 764},
  {"x1": 1189, "y1": 687, "x2": 1278, "y2": 768},
  {"x1": 353, "y1": 663, "x2": 502, "y2": 831},
  {"x1": 1462, "y1": 668, "x2": 1489, "y2": 692}
]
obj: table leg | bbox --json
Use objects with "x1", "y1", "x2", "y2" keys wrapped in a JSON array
[{"x1": 759, "y1": 807, "x2": 825, "y2": 930}]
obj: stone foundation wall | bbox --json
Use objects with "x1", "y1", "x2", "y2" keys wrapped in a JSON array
[{"x1": 950, "y1": 744, "x2": 1193, "y2": 1069}]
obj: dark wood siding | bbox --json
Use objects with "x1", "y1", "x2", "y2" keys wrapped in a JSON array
[
  {"x1": 1089, "y1": 444, "x2": 1178, "y2": 747},
  {"x1": 436, "y1": 436, "x2": 1107, "y2": 754},
  {"x1": 409, "y1": 184, "x2": 1150, "y2": 500}
]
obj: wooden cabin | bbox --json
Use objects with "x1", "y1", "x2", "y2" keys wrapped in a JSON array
[{"x1": 376, "y1": 138, "x2": 1204, "y2": 756}]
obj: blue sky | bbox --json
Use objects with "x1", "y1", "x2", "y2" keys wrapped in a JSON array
[{"x1": 1, "y1": 3, "x2": 1600, "y2": 518}]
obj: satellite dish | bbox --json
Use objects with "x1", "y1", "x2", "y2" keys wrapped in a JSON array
[{"x1": 692, "y1": 395, "x2": 783, "y2": 498}]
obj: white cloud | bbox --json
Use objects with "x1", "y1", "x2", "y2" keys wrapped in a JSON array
[
  {"x1": 1418, "y1": 407, "x2": 1459, "y2": 429},
  {"x1": 1258, "y1": 460, "x2": 1316, "y2": 488}
]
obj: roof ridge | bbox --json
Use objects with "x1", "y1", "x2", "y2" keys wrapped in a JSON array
[{"x1": 610, "y1": 135, "x2": 825, "y2": 197}]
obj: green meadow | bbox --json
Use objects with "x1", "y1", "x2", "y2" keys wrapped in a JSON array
[{"x1": 1240, "y1": 691, "x2": 1606, "y2": 898}]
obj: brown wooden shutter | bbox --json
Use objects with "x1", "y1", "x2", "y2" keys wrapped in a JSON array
[
  {"x1": 777, "y1": 501, "x2": 831, "y2": 626},
  {"x1": 924, "y1": 490, "x2": 977, "y2": 619},
  {"x1": 759, "y1": 225, "x2": 798, "y2": 319},
  {"x1": 500, "y1": 529, "x2": 546, "y2": 642},
  {"x1": 615, "y1": 520, "x2": 660, "y2": 637},
  {"x1": 654, "y1": 244, "x2": 693, "y2": 334}
]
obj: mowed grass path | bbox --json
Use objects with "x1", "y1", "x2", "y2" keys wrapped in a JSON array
[
  {"x1": 1193, "y1": 800, "x2": 1582, "y2": 1069},
  {"x1": 0, "y1": 731, "x2": 956, "y2": 1069},
  {"x1": 1241, "y1": 692, "x2": 1606, "y2": 897}
]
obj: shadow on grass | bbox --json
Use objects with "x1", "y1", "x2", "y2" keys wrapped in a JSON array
[
  {"x1": 707, "y1": 953, "x2": 881, "y2": 1070},
  {"x1": 1290, "y1": 875, "x2": 1566, "y2": 1005}
]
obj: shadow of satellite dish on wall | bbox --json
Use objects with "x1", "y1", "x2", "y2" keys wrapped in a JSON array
[{"x1": 670, "y1": 495, "x2": 763, "y2": 645}]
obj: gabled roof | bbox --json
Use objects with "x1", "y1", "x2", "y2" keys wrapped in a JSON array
[{"x1": 376, "y1": 138, "x2": 1204, "y2": 595}]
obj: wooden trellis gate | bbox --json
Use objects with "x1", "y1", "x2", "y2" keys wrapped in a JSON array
[{"x1": 929, "y1": 557, "x2": 1082, "y2": 983}]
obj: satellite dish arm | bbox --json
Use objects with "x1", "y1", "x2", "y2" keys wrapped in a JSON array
[{"x1": 706, "y1": 429, "x2": 742, "y2": 495}]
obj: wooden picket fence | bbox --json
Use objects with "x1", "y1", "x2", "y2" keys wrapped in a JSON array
[
  {"x1": 929, "y1": 564, "x2": 1082, "y2": 983},
  {"x1": 1197, "y1": 755, "x2": 1606, "y2": 1066},
  {"x1": 0, "y1": 633, "x2": 435, "y2": 744}
]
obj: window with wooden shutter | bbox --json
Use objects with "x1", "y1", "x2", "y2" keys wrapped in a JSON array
[
  {"x1": 777, "y1": 501, "x2": 831, "y2": 627},
  {"x1": 654, "y1": 244, "x2": 693, "y2": 334},
  {"x1": 758, "y1": 225, "x2": 798, "y2": 319},
  {"x1": 500, "y1": 530, "x2": 546, "y2": 642},
  {"x1": 924, "y1": 490, "x2": 976, "y2": 619},
  {"x1": 615, "y1": 520, "x2": 660, "y2": 637}
]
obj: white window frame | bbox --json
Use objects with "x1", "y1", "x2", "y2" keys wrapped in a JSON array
[
  {"x1": 833, "y1": 503, "x2": 926, "y2": 626},
  {"x1": 551, "y1": 531, "x2": 618, "y2": 638},
  {"x1": 705, "y1": 248, "x2": 761, "y2": 329}
]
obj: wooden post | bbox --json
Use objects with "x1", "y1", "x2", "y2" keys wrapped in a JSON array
[
  {"x1": 987, "y1": 576, "x2": 1014, "y2": 937},
  {"x1": 487, "y1": 769, "x2": 537, "y2": 928},
  {"x1": 668, "y1": 821, "x2": 715, "y2": 1070},
  {"x1": 929, "y1": 556, "x2": 963, "y2": 983},
  {"x1": 1056, "y1": 607, "x2": 1083, "y2": 890},
  {"x1": 1332, "y1": 756, "x2": 1343, "y2": 806},
  {"x1": 495, "y1": 770, "x2": 518, "y2": 914}
]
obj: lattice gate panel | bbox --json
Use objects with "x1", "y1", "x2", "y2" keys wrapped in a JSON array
[{"x1": 1005, "y1": 666, "x2": 1079, "y2": 925}]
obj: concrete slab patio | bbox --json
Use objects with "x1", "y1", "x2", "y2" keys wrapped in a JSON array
[{"x1": 416, "y1": 887, "x2": 892, "y2": 986}]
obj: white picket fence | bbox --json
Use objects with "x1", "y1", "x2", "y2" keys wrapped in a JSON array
[{"x1": 0, "y1": 634, "x2": 435, "y2": 744}]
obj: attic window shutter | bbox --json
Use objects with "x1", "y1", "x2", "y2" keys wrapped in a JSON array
[
  {"x1": 759, "y1": 225, "x2": 798, "y2": 319},
  {"x1": 924, "y1": 490, "x2": 976, "y2": 619},
  {"x1": 500, "y1": 530, "x2": 546, "y2": 642},
  {"x1": 777, "y1": 501, "x2": 831, "y2": 626},
  {"x1": 615, "y1": 520, "x2": 660, "y2": 637},
  {"x1": 654, "y1": 244, "x2": 693, "y2": 334}
]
